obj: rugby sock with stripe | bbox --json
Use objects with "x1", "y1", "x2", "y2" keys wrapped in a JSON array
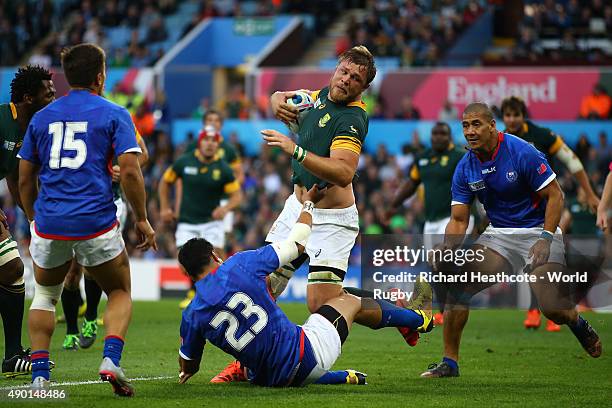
[
  {"x1": 374, "y1": 299, "x2": 424, "y2": 329},
  {"x1": 31, "y1": 350, "x2": 50, "y2": 381},
  {"x1": 103, "y1": 335, "x2": 124, "y2": 366},
  {"x1": 0, "y1": 282, "x2": 25, "y2": 358},
  {"x1": 84, "y1": 277, "x2": 102, "y2": 321}
]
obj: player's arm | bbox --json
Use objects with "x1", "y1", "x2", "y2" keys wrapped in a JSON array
[
  {"x1": 136, "y1": 134, "x2": 149, "y2": 167},
  {"x1": 119, "y1": 152, "x2": 157, "y2": 250},
  {"x1": 230, "y1": 160, "x2": 244, "y2": 185},
  {"x1": 552, "y1": 140, "x2": 599, "y2": 211},
  {"x1": 529, "y1": 179, "x2": 564, "y2": 267},
  {"x1": 178, "y1": 315, "x2": 205, "y2": 384},
  {"x1": 597, "y1": 166, "x2": 612, "y2": 231},
  {"x1": 444, "y1": 203, "x2": 471, "y2": 248},
  {"x1": 18, "y1": 160, "x2": 40, "y2": 222},
  {"x1": 386, "y1": 165, "x2": 421, "y2": 221},
  {"x1": 6, "y1": 167, "x2": 23, "y2": 211},
  {"x1": 262, "y1": 129, "x2": 358, "y2": 187},
  {"x1": 159, "y1": 166, "x2": 180, "y2": 224},
  {"x1": 559, "y1": 208, "x2": 572, "y2": 234}
]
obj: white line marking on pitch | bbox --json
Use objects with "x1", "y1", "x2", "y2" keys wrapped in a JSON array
[{"x1": 0, "y1": 375, "x2": 174, "y2": 390}]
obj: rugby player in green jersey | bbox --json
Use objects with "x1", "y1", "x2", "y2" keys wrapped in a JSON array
[
  {"x1": 385, "y1": 122, "x2": 473, "y2": 326},
  {"x1": 0, "y1": 66, "x2": 55, "y2": 377},
  {"x1": 501, "y1": 96, "x2": 600, "y2": 331},
  {"x1": 159, "y1": 126, "x2": 242, "y2": 268}
]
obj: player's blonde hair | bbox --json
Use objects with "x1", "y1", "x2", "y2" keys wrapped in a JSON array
[{"x1": 338, "y1": 45, "x2": 377, "y2": 85}]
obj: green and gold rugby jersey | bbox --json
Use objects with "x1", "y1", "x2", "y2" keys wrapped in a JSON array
[
  {"x1": 162, "y1": 150, "x2": 239, "y2": 224},
  {"x1": 505, "y1": 120, "x2": 564, "y2": 162},
  {"x1": 0, "y1": 103, "x2": 23, "y2": 181},
  {"x1": 409, "y1": 145, "x2": 465, "y2": 221},
  {"x1": 186, "y1": 138, "x2": 241, "y2": 167},
  {"x1": 292, "y1": 87, "x2": 368, "y2": 189}
]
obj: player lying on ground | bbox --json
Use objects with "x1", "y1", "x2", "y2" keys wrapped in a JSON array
[
  {"x1": 177, "y1": 185, "x2": 434, "y2": 387},
  {"x1": 421, "y1": 102, "x2": 602, "y2": 379}
]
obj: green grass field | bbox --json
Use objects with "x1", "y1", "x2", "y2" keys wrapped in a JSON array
[{"x1": 1, "y1": 300, "x2": 610, "y2": 407}]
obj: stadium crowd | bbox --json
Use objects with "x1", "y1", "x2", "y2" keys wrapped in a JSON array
[
  {"x1": 336, "y1": 0, "x2": 485, "y2": 66},
  {"x1": 511, "y1": 0, "x2": 612, "y2": 63}
]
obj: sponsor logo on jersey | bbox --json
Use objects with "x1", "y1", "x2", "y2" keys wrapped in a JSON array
[
  {"x1": 184, "y1": 166, "x2": 198, "y2": 175},
  {"x1": 317, "y1": 103, "x2": 326, "y2": 110},
  {"x1": 314, "y1": 248, "x2": 322, "y2": 258},
  {"x1": 506, "y1": 170, "x2": 517, "y2": 182},
  {"x1": 318, "y1": 113, "x2": 331, "y2": 127},
  {"x1": 482, "y1": 166, "x2": 496, "y2": 174},
  {"x1": 468, "y1": 180, "x2": 485, "y2": 191}
]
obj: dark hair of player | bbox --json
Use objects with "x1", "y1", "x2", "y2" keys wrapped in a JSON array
[
  {"x1": 463, "y1": 102, "x2": 494, "y2": 122},
  {"x1": 433, "y1": 121, "x2": 451, "y2": 135},
  {"x1": 338, "y1": 45, "x2": 377, "y2": 86},
  {"x1": 10, "y1": 65, "x2": 52, "y2": 103},
  {"x1": 178, "y1": 238, "x2": 214, "y2": 279},
  {"x1": 500, "y1": 96, "x2": 528, "y2": 117},
  {"x1": 61, "y1": 43, "x2": 106, "y2": 89},
  {"x1": 204, "y1": 109, "x2": 224, "y2": 123}
]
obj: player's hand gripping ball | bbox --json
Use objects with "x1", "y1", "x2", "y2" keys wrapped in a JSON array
[{"x1": 286, "y1": 91, "x2": 314, "y2": 134}]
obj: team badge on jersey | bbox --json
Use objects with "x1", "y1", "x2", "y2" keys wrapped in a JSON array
[
  {"x1": 537, "y1": 163, "x2": 547, "y2": 175},
  {"x1": 318, "y1": 113, "x2": 331, "y2": 127},
  {"x1": 506, "y1": 170, "x2": 517, "y2": 182},
  {"x1": 441, "y1": 156, "x2": 449, "y2": 166},
  {"x1": 213, "y1": 169, "x2": 221, "y2": 180}
]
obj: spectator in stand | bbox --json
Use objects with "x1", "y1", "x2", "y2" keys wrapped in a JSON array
[
  {"x1": 147, "y1": 16, "x2": 169, "y2": 44},
  {"x1": 219, "y1": 84, "x2": 250, "y2": 119},
  {"x1": 395, "y1": 96, "x2": 421, "y2": 120},
  {"x1": 132, "y1": 104, "x2": 156, "y2": 138},
  {"x1": 438, "y1": 100, "x2": 458, "y2": 121},
  {"x1": 580, "y1": 84, "x2": 611, "y2": 119}
]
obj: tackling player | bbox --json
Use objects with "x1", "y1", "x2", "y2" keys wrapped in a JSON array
[
  {"x1": 18, "y1": 43, "x2": 157, "y2": 396},
  {"x1": 0, "y1": 65, "x2": 55, "y2": 377},
  {"x1": 421, "y1": 103, "x2": 601, "y2": 378},
  {"x1": 177, "y1": 185, "x2": 433, "y2": 387},
  {"x1": 385, "y1": 121, "x2": 473, "y2": 326},
  {"x1": 501, "y1": 96, "x2": 600, "y2": 331}
]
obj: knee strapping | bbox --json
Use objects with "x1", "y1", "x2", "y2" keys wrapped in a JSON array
[
  {"x1": 30, "y1": 282, "x2": 63, "y2": 312},
  {"x1": 315, "y1": 305, "x2": 349, "y2": 344}
]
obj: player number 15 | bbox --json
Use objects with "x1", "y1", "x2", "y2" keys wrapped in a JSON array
[{"x1": 48, "y1": 121, "x2": 88, "y2": 170}]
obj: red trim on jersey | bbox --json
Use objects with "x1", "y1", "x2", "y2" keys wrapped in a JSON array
[
  {"x1": 34, "y1": 220, "x2": 118, "y2": 241},
  {"x1": 298, "y1": 328, "x2": 305, "y2": 361},
  {"x1": 474, "y1": 132, "x2": 504, "y2": 162},
  {"x1": 491, "y1": 132, "x2": 504, "y2": 160}
]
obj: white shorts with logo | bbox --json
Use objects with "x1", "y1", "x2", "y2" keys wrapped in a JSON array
[
  {"x1": 300, "y1": 313, "x2": 342, "y2": 385},
  {"x1": 30, "y1": 223, "x2": 125, "y2": 269},
  {"x1": 423, "y1": 215, "x2": 475, "y2": 251},
  {"x1": 175, "y1": 221, "x2": 225, "y2": 249},
  {"x1": 265, "y1": 193, "x2": 359, "y2": 276},
  {"x1": 475, "y1": 225, "x2": 566, "y2": 272}
]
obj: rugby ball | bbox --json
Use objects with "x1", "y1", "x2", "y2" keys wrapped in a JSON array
[{"x1": 286, "y1": 91, "x2": 314, "y2": 134}]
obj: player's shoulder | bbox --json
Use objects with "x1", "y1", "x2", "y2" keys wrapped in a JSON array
[
  {"x1": 526, "y1": 120, "x2": 553, "y2": 136},
  {"x1": 214, "y1": 156, "x2": 234, "y2": 172}
]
